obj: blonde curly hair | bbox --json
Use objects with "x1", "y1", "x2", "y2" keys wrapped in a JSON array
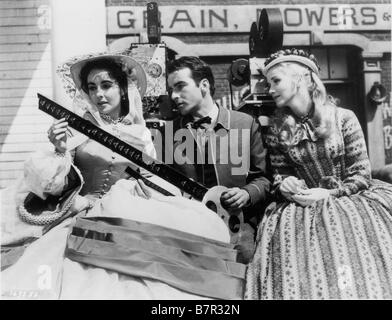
[{"x1": 266, "y1": 49, "x2": 337, "y2": 146}]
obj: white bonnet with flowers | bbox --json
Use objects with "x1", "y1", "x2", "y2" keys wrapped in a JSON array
[
  {"x1": 262, "y1": 48, "x2": 320, "y2": 77},
  {"x1": 15, "y1": 52, "x2": 153, "y2": 228},
  {"x1": 56, "y1": 50, "x2": 147, "y2": 126},
  {"x1": 56, "y1": 51, "x2": 156, "y2": 158}
]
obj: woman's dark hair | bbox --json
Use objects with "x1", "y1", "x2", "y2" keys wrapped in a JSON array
[
  {"x1": 80, "y1": 57, "x2": 129, "y2": 117},
  {"x1": 167, "y1": 56, "x2": 215, "y2": 97}
]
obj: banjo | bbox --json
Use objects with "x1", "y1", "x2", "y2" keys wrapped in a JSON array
[{"x1": 37, "y1": 93, "x2": 244, "y2": 245}]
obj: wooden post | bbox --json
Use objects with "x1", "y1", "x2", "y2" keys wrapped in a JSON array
[{"x1": 362, "y1": 52, "x2": 385, "y2": 170}]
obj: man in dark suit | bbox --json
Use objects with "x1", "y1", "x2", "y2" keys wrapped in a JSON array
[{"x1": 166, "y1": 56, "x2": 271, "y2": 263}]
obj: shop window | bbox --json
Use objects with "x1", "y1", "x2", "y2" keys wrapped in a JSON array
[
  {"x1": 329, "y1": 48, "x2": 348, "y2": 79},
  {"x1": 309, "y1": 47, "x2": 354, "y2": 110},
  {"x1": 309, "y1": 46, "x2": 365, "y2": 141},
  {"x1": 311, "y1": 48, "x2": 329, "y2": 79},
  {"x1": 310, "y1": 47, "x2": 348, "y2": 80}
]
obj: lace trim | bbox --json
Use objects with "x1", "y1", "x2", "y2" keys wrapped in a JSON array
[
  {"x1": 270, "y1": 110, "x2": 319, "y2": 151},
  {"x1": 18, "y1": 196, "x2": 75, "y2": 226}
]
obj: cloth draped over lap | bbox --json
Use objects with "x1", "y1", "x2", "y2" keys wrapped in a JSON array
[
  {"x1": 2, "y1": 179, "x2": 246, "y2": 300},
  {"x1": 64, "y1": 180, "x2": 246, "y2": 300},
  {"x1": 66, "y1": 217, "x2": 245, "y2": 300}
]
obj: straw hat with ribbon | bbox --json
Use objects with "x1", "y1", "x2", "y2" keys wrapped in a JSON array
[
  {"x1": 57, "y1": 51, "x2": 147, "y2": 126},
  {"x1": 55, "y1": 50, "x2": 156, "y2": 156},
  {"x1": 70, "y1": 53, "x2": 147, "y2": 98},
  {"x1": 17, "y1": 52, "x2": 154, "y2": 226}
]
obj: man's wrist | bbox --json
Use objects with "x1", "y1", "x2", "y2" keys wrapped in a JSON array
[{"x1": 242, "y1": 189, "x2": 252, "y2": 207}]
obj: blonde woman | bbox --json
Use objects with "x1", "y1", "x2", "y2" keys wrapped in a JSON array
[{"x1": 245, "y1": 49, "x2": 392, "y2": 299}]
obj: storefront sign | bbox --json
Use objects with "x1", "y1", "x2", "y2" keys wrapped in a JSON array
[{"x1": 107, "y1": 4, "x2": 391, "y2": 35}]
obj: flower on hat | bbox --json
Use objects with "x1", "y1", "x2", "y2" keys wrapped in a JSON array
[{"x1": 263, "y1": 48, "x2": 321, "y2": 75}]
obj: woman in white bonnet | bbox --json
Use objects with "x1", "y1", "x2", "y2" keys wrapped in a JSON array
[
  {"x1": 1, "y1": 52, "x2": 243, "y2": 300},
  {"x1": 47, "y1": 54, "x2": 156, "y2": 202},
  {"x1": 1, "y1": 53, "x2": 156, "y2": 247}
]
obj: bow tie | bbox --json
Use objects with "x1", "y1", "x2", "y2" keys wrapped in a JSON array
[{"x1": 189, "y1": 116, "x2": 212, "y2": 129}]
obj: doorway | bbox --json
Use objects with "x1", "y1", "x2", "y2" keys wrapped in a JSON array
[{"x1": 310, "y1": 46, "x2": 366, "y2": 139}]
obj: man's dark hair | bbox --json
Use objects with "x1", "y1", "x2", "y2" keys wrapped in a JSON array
[
  {"x1": 80, "y1": 57, "x2": 129, "y2": 117},
  {"x1": 167, "y1": 56, "x2": 215, "y2": 97}
]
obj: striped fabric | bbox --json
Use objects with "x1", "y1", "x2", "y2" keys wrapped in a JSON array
[
  {"x1": 66, "y1": 217, "x2": 246, "y2": 300},
  {"x1": 245, "y1": 107, "x2": 392, "y2": 299}
]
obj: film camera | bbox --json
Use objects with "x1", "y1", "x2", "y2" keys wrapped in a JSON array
[
  {"x1": 125, "y1": 2, "x2": 177, "y2": 130},
  {"x1": 227, "y1": 8, "x2": 284, "y2": 121}
]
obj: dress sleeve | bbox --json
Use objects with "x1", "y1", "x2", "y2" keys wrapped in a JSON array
[
  {"x1": 329, "y1": 109, "x2": 371, "y2": 197},
  {"x1": 23, "y1": 128, "x2": 78, "y2": 200},
  {"x1": 23, "y1": 149, "x2": 73, "y2": 200}
]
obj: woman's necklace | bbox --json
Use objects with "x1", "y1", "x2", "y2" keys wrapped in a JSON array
[
  {"x1": 296, "y1": 103, "x2": 315, "y2": 124},
  {"x1": 100, "y1": 112, "x2": 125, "y2": 124}
]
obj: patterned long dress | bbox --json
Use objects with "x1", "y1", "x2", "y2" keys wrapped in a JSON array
[{"x1": 245, "y1": 106, "x2": 392, "y2": 299}]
